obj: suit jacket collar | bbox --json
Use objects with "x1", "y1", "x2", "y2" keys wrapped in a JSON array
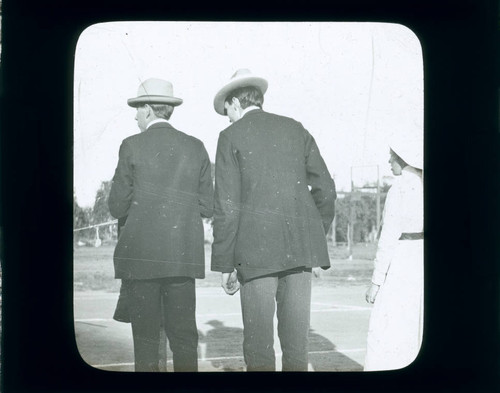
[
  {"x1": 147, "y1": 121, "x2": 174, "y2": 131},
  {"x1": 242, "y1": 108, "x2": 263, "y2": 118},
  {"x1": 224, "y1": 109, "x2": 263, "y2": 133}
]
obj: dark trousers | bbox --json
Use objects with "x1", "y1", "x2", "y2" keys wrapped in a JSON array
[
  {"x1": 239, "y1": 267, "x2": 312, "y2": 371},
  {"x1": 128, "y1": 277, "x2": 198, "y2": 372}
]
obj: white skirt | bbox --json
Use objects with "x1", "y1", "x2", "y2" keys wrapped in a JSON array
[{"x1": 364, "y1": 239, "x2": 424, "y2": 371}]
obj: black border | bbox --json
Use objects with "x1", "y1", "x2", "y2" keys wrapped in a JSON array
[{"x1": 1, "y1": 0, "x2": 499, "y2": 392}]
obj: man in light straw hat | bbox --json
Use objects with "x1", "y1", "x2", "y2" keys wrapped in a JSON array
[
  {"x1": 211, "y1": 69, "x2": 337, "y2": 371},
  {"x1": 108, "y1": 78, "x2": 214, "y2": 371},
  {"x1": 364, "y1": 128, "x2": 424, "y2": 371}
]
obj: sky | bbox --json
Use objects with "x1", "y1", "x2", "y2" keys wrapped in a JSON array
[{"x1": 74, "y1": 22, "x2": 423, "y2": 208}]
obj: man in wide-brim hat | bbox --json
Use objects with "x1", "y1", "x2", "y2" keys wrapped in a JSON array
[
  {"x1": 108, "y1": 78, "x2": 214, "y2": 372},
  {"x1": 211, "y1": 69, "x2": 337, "y2": 371}
]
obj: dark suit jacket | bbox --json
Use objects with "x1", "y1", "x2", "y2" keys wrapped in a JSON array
[
  {"x1": 108, "y1": 121, "x2": 214, "y2": 280},
  {"x1": 211, "y1": 109, "x2": 336, "y2": 282}
]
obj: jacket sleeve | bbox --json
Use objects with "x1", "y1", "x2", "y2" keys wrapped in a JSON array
[
  {"x1": 198, "y1": 144, "x2": 214, "y2": 218},
  {"x1": 211, "y1": 132, "x2": 241, "y2": 273},
  {"x1": 108, "y1": 140, "x2": 134, "y2": 219},
  {"x1": 304, "y1": 130, "x2": 337, "y2": 234}
]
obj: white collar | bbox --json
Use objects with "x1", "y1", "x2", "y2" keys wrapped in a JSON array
[{"x1": 146, "y1": 118, "x2": 169, "y2": 129}]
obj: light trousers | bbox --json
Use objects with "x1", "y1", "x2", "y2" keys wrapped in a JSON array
[{"x1": 240, "y1": 267, "x2": 312, "y2": 371}]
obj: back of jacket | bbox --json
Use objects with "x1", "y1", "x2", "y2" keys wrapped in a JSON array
[
  {"x1": 108, "y1": 122, "x2": 214, "y2": 280},
  {"x1": 211, "y1": 109, "x2": 336, "y2": 281}
]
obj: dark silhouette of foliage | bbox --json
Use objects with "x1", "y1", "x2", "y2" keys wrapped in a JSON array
[{"x1": 334, "y1": 182, "x2": 391, "y2": 244}]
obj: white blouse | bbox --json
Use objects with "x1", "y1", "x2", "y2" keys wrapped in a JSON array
[{"x1": 371, "y1": 166, "x2": 424, "y2": 286}]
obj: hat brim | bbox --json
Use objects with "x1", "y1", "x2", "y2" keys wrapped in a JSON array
[
  {"x1": 127, "y1": 95, "x2": 183, "y2": 108},
  {"x1": 213, "y1": 76, "x2": 268, "y2": 115}
]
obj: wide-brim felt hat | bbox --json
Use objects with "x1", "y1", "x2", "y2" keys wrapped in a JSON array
[
  {"x1": 213, "y1": 69, "x2": 268, "y2": 115},
  {"x1": 389, "y1": 126, "x2": 424, "y2": 170},
  {"x1": 127, "y1": 78, "x2": 183, "y2": 107}
]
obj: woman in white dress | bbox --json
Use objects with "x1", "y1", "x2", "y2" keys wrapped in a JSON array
[{"x1": 364, "y1": 136, "x2": 424, "y2": 371}]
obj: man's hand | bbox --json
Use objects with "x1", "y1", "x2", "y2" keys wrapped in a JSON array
[
  {"x1": 312, "y1": 267, "x2": 323, "y2": 278},
  {"x1": 221, "y1": 271, "x2": 240, "y2": 295},
  {"x1": 365, "y1": 283, "x2": 380, "y2": 304}
]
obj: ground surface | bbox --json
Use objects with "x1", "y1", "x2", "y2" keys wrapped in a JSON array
[{"x1": 74, "y1": 243, "x2": 375, "y2": 372}]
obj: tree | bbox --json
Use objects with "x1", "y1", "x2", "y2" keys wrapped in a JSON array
[
  {"x1": 92, "y1": 180, "x2": 113, "y2": 224},
  {"x1": 73, "y1": 190, "x2": 92, "y2": 243},
  {"x1": 90, "y1": 180, "x2": 115, "y2": 241},
  {"x1": 334, "y1": 196, "x2": 350, "y2": 243},
  {"x1": 74, "y1": 190, "x2": 90, "y2": 228},
  {"x1": 333, "y1": 181, "x2": 391, "y2": 244}
]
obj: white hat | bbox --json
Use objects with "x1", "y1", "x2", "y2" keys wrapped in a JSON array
[
  {"x1": 213, "y1": 69, "x2": 268, "y2": 115},
  {"x1": 127, "y1": 78, "x2": 183, "y2": 107},
  {"x1": 389, "y1": 128, "x2": 424, "y2": 169}
]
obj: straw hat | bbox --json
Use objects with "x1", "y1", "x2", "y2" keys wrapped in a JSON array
[
  {"x1": 389, "y1": 128, "x2": 423, "y2": 170},
  {"x1": 213, "y1": 69, "x2": 268, "y2": 115},
  {"x1": 127, "y1": 78, "x2": 183, "y2": 107}
]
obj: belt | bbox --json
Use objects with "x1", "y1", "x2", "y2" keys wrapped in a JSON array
[{"x1": 399, "y1": 232, "x2": 424, "y2": 240}]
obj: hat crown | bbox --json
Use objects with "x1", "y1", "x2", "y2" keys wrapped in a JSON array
[
  {"x1": 389, "y1": 133, "x2": 423, "y2": 169},
  {"x1": 137, "y1": 78, "x2": 174, "y2": 97},
  {"x1": 127, "y1": 78, "x2": 182, "y2": 107},
  {"x1": 231, "y1": 68, "x2": 252, "y2": 79}
]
